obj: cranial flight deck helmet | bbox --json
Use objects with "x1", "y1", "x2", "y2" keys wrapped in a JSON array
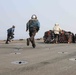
[
  {"x1": 31, "y1": 14, "x2": 37, "y2": 19},
  {"x1": 55, "y1": 23, "x2": 59, "y2": 26},
  {"x1": 12, "y1": 25, "x2": 15, "y2": 28}
]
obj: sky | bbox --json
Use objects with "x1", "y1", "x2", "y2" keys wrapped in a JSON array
[{"x1": 0, "y1": 0, "x2": 76, "y2": 40}]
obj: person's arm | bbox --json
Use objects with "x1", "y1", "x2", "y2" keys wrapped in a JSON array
[
  {"x1": 36, "y1": 20, "x2": 40, "y2": 32},
  {"x1": 11, "y1": 28, "x2": 15, "y2": 35},
  {"x1": 26, "y1": 21, "x2": 29, "y2": 31},
  {"x1": 37, "y1": 20, "x2": 40, "y2": 27},
  {"x1": 59, "y1": 27, "x2": 62, "y2": 33}
]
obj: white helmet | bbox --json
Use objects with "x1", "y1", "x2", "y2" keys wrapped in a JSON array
[
  {"x1": 31, "y1": 14, "x2": 37, "y2": 19},
  {"x1": 55, "y1": 23, "x2": 59, "y2": 26}
]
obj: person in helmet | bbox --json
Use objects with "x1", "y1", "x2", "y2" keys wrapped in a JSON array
[
  {"x1": 53, "y1": 23, "x2": 62, "y2": 43},
  {"x1": 26, "y1": 14, "x2": 40, "y2": 48},
  {"x1": 5, "y1": 25, "x2": 15, "y2": 44}
]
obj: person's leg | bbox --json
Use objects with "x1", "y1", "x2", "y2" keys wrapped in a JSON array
[
  {"x1": 27, "y1": 38, "x2": 30, "y2": 46},
  {"x1": 10, "y1": 34, "x2": 14, "y2": 39},
  {"x1": 26, "y1": 30, "x2": 33, "y2": 46},
  {"x1": 58, "y1": 34, "x2": 59, "y2": 43},
  {"x1": 5, "y1": 34, "x2": 10, "y2": 44},
  {"x1": 30, "y1": 28, "x2": 37, "y2": 48},
  {"x1": 55, "y1": 34, "x2": 59, "y2": 43},
  {"x1": 54, "y1": 34, "x2": 57, "y2": 43}
]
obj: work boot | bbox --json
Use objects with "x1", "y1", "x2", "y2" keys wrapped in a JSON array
[
  {"x1": 5, "y1": 41, "x2": 9, "y2": 44},
  {"x1": 32, "y1": 44, "x2": 36, "y2": 48},
  {"x1": 27, "y1": 38, "x2": 29, "y2": 46}
]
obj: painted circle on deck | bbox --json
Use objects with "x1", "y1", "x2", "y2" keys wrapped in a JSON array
[
  {"x1": 69, "y1": 58, "x2": 76, "y2": 61},
  {"x1": 11, "y1": 61, "x2": 28, "y2": 64},
  {"x1": 10, "y1": 53, "x2": 21, "y2": 55},
  {"x1": 58, "y1": 52, "x2": 68, "y2": 54}
]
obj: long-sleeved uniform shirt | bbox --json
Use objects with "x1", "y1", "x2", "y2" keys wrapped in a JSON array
[
  {"x1": 53, "y1": 25, "x2": 62, "y2": 34},
  {"x1": 7, "y1": 27, "x2": 15, "y2": 34},
  {"x1": 26, "y1": 19, "x2": 40, "y2": 31}
]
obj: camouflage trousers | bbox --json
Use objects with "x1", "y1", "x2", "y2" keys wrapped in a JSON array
[
  {"x1": 6, "y1": 33, "x2": 14, "y2": 44},
  {"x1": 54, "y1": 34, "x2": 59, "y2": 43},
  {"x1": 27, "y1": 27, "x2": 37, "y2": 48}
]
